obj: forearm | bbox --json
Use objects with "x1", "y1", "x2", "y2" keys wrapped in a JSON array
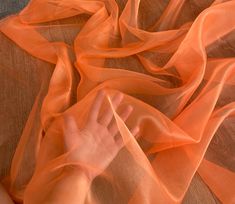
[
  {"x1": 24, "y1": 167, "x2": 92, "y2": 204},
  {"x1": 47, "y1": 167, "x2": 92, "y2": 204}
]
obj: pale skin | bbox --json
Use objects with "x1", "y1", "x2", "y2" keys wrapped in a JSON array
[
  {"x1": 0, "y1": 184, "x2": 14, "y2": 204},
  {"x1": 60, "y1": 90, "x2": 139, "y2": 203},
  {"x1": 63, "y1": 90, "x2": 139, "y2": 180},
  {"x1": 2, "y1": 90, "x2": 139, "y2": 203}
]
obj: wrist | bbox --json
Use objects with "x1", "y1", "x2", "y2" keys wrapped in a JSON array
[{"x1": 64, "y1": 165, "x2": 94, "y2": 183}]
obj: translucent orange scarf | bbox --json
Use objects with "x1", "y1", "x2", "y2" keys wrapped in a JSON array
[{"x1": 0, "y1": 0, "x2": 234, "y2": 203}]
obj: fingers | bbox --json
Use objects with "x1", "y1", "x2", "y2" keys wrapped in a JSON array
[
  {"x1": 64, "y1": 115, "x2": 78, "y2": 135},
  {"x1": 99, "y1": 92, "x2": 124, "y2": 126},
  {"x1": 130, "y1": 126, "x2": 140, "y2": 138},
  {"x1": 115, "y1": 125, "x2": 140, "y2": 149},
  {"x1": 63, "y1": 115, "x2": 80, "y2": 150},
  {"x1": 108, "y1": 105, "x2": 133, "y2": 137},
  {"x1": 88, "y1": 90, "x2": 105, "y2": 121}
]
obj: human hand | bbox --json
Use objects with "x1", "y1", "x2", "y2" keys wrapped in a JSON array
[{"x1": 63, "y1": 90, "x2": 139, "y2": 180}]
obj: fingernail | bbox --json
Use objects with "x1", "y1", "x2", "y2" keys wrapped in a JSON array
[
  {"x1": 127, "y1": 105, "x2": 133, "y2": 112},
  {"x1": 116, "y1": 92, "x2": 124, "y2": 99},
  {"x1": 99, "y1": 89, "x2": 105, "y2": 96}
]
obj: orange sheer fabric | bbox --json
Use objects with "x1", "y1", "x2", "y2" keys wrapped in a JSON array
[{"x1": 0, "y1": 0, "x2": 235, "y2": 203}]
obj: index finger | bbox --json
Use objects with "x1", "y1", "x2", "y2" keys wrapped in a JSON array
[{"x1": 88, "y1": 90, "x2": 105, "y2": 121}]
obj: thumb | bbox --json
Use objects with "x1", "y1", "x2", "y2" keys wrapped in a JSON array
[{"x1": 63, "y1": 115, "x2": 80, "y2": 150}]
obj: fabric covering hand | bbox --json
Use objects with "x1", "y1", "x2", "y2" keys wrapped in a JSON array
[{"x1": 63, "y1": 90, "x2": 139, "y2": 180}]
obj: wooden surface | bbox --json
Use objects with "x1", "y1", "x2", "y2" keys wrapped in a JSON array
[
  {"x1": 0, "y1": 0, "x2": 28, "y2": 18},
  {"x1": 0, "y1": 0, "x2": 227, "y2": 203}
]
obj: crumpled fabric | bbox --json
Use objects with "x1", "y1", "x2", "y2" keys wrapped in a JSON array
[{"x1": 0, "y1": 0, "x2": 235, "y2": 203}]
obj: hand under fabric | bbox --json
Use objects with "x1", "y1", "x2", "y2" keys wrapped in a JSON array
[
  {"x1": 63, "y1": 90, "x2": 140, "y2": 180},
  {"x1": 24, "y1": 90, "x2": 139, "y2": 204}
]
